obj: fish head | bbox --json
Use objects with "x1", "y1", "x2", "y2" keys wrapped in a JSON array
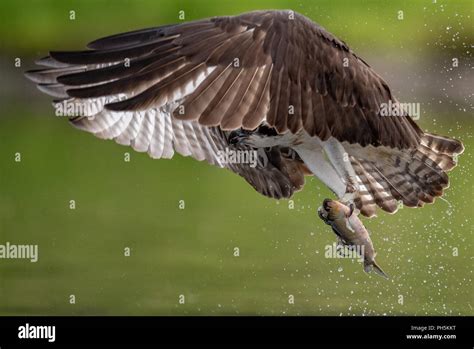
[
  {"x1": 319, "y1": 199, "x2": 347, "y2": 221},
  {"x1": 318, "y1": 199, "x2": 334, "y2": 224}
]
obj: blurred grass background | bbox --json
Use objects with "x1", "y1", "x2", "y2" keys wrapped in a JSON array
[{"x1": 0, "y1": 0, "x2": 472, "y2": 315}]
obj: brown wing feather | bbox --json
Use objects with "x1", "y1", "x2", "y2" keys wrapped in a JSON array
[{"x1": 26, "y1": 9, "x2": 423, "y2": 149}]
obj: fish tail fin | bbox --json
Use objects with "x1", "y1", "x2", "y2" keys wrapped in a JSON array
[
  {"x1": 364, "y1": 260, "x2": 389, "y2": 279},
  {"x1": 372, "y1": 261, "x2": 389, "y2": 279}
]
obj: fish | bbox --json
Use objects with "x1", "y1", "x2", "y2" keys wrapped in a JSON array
[{"x1": 318, "y1": 198, "x2": 389, "y2": 279}]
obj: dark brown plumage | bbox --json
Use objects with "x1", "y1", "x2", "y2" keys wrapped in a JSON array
[
  {"x1": 25, "y1": 10, "x2": 464, "y2": 216},
  {"x1": 28, "y1": 10, "x2": 423, "y2": 148}
]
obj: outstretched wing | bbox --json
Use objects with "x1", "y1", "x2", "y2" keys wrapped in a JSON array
[
  {"x1": 30, "y1": 9, "x2": 459, "y2": 206},
  {"x1": 26, "y1": 9, "x2": 422, "y2": 149}
]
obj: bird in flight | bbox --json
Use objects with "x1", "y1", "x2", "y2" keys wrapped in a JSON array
[{"x1": 25, "y1": 10, "x2": 463, "y2": 273}]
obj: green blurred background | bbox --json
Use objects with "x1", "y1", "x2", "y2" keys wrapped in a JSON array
[{"x1": 0, "y1": 0, "x2": 472, "y2": 315}]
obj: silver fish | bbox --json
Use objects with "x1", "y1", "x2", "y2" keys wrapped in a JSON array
[{"x1": 318, "y1": 198, "x2": 389, "y2": 279}]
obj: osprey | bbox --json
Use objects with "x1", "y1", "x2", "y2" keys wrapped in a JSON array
[{"x1": 25, "y1": 10, "x2": 463, "y2": 220}]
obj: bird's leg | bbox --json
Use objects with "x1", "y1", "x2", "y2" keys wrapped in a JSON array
[
  {"x1": 341, "y1": 178, "x2": 358, "y2": 206},
  {"x1": 292, "y1": 146, "x2": 346, "y2": 198},
  {"x1": 322, "y1": 138, "x2": 359, "y2": 206}
]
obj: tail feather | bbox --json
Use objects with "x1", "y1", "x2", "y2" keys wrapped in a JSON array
[
  {"x1": 348, "y1": 132, "x2": 463, "y2": 217},
  {"x1": 421, "y1": 132, "x2": 464, "y2": 156}
]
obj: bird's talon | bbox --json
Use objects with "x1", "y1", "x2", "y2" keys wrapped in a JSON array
[
  {"x1": 348, "y1": 203, "x2": 355, "y2": 217},
  {"x1": 228, "y1": 130, "x2": 251, "y2": 146}
]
